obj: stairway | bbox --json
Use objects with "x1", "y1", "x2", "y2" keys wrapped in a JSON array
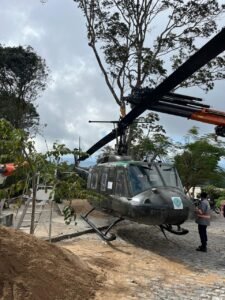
[
  {"x1": 14, "y1": 185, "x2": 54, "y2": 232},
  {"x1": 15, "y1": 198, "x2": 48, "y2": 230}
]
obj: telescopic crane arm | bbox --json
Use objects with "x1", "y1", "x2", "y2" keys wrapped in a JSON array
[
  {"x1": 124, "y1": 89, "x2": 225, "y2": 137},
  {"x1": 191, "y1": 109, "x2": 225, "y2": 137}
]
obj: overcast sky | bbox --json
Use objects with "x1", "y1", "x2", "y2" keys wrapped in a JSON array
[{"x1": 1, "y1": 0, "x2": 224, "y2": 165}]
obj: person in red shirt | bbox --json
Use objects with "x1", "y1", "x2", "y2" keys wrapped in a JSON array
[
  {"x1": 0, "y1": 163, "x2": 16, "y2": 176},
  {"x1": 0, "y1": 163, "x2": 16, "y2": 184},
  {"x1": 0, "y1": 162, "x2": 28, "y2": 184}
]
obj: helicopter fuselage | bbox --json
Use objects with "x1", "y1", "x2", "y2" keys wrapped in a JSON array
[{"x1": 86, "y1": 156, "x2": 192, "y2": 227}]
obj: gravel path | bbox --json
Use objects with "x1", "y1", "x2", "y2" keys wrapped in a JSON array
[{"x1": 61, "y1": 212, "x2": 225, "y2": 300}]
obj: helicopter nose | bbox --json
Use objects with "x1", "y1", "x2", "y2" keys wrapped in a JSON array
[
  {"x1": 137, "y1": 187, "x2": 191, "y2": 225},
  {"x1": 129, "y1": 188, "x2": 191, "y2": 226},
  {"x1": 157, "y1": 188, "x2": 191, "y2": 224}
]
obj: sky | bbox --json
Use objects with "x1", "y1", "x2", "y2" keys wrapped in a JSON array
[{"x1": 0, "y1": 0, "x2": 224, "y2": 166}]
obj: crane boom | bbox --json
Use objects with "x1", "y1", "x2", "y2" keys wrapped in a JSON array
[
  {"x1": 125, "y1": 90, "x2": 225, "y2": 137},
  {"x1": 190, "y1": 109, "x2": 225, "y2": 126}
]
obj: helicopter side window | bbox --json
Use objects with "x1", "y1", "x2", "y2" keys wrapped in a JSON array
[
  {"x1": 115, "y1": 169, "x2": 127, "y2": 197},
  {"x1": 90, "y1": 172, "x2": 98, "y2": 190},
  {"x1": 100, "y1": 171, "x2": 108, "y2": 192}
]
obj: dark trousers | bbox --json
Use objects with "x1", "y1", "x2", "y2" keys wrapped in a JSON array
[{"x1": 198, "y1": 224, "x2": 208, "y2": 248}]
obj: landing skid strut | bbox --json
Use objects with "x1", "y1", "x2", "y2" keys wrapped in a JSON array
[
  {"x1": 80, "y1": 207, "x2": 124, "y2": 241},
  {"x1": 160, "y1": 224, "x2": 189, "y2": 238}
]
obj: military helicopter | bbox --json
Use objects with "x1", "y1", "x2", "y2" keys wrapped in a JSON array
[{"x1": 76, "y1": 28, "x2": 225, "y2": 242}]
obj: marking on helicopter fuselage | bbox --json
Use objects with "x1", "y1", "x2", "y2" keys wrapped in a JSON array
[
  {"x1": 107, "y1": 182, "x2": 113, "y2": 189},
  {"x1": 171, "y1": 197, "x2": 183, "y2": 209}
]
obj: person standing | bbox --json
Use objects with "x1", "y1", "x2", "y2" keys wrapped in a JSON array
[
  {"x1": 0, "y1": 163, "x2": 16, "y2": 184},
  {"x1": 195, "y1": 192, "x2": 211, "y2": 252}
]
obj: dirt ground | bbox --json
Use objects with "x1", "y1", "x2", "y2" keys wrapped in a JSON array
[
  {"x1": 60, "y1": 225, "x2": 225, "y2": 300},
  {"x1": 1, "y1": 199, "x2": 225, "y2": 299},
  {"x1": 0, "y1": 226, "x2": 99, "y2": 300},
  {"x1": 58, "y1": 199, "x2": 225, "y2": 299}
]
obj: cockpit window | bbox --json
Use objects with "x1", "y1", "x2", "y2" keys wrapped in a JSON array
[
  {"x1": 158, "y1": 166, "x2": 183, "y2": 190},
  {"x1": 128, "y1": 164, "x2": 183, "y2": 195},
  {"x1": 128, "y1": 165, "x2": 163, "y2": 195}
]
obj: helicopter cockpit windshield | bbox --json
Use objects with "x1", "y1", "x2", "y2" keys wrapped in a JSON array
[
  {"x1": 158, "y1": 165, "x2": 183, "y2": 190},
  {"x1": 128, "y1": 164, "x2": 183, "y2": 196}
]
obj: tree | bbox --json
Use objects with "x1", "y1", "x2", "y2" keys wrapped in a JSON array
[
  {"x1": 0, "y1": 92, "x2": 39, "y2": 131},
  {"x1": 98, "y1": 145, "x2": 116, "y2": 158},
  {"x1": 0, "y1": 119, "x2": 51, "y2": 233},
  {"x1": 128, "y1": 112, "x2": 173, "y2": 160},
  {"x1": 0, "y1": 45, "x2": 49, "y2": 132},
  {"x1": 0, "y1": 120, "x2": 104, "y2": 233},
  {"x1": 174, "y1": 128, "x2": 225, "y2": 194},
  {"x1": 202, "y1": 185, "x2": 225, "y2": 201},
  {"x1": 74, "y1": 0, "x2": 225, "y2": 112}
]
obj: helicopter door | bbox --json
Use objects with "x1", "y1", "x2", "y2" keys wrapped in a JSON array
[{"x1": 113, "y1": 168, "x2": 128, "y2": 214}]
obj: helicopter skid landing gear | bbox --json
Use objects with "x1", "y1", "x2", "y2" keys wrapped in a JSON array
[
  {"x1": 81, "y1": 208, "x2": 124, "y2": 242},
  {"x1": 160, "y1": 224, "x2": 189, "y2": 238}
]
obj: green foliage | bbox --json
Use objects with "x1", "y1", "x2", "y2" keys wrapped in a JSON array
[
  {"x1": 0, "y1": 93, "x2": 39, "y2": 132},
  {"x1": 201, "y1": 185, "x2": 225, "y2": 208},
  {"x1": 47, "y1": 143, "x2": 73, "y2": 162},
  {"x1": 215, "y1": 195, "x2": 225, "y2": 209},
  {"x1": 0, "y1": 119, "x2": 26, "y2": 162},
  {"x1": 54, "y1": 172, "x2": 87, "y2": 202},
  {"x1": 0, "y1": 119, "x2": 52, "y2": 204},
  {"x1": 0, "y1": 179, "x2": 26, "y2": 199},
  {"x1": 174, "y1": 128, "x2": 225, "y2": 192},
  {"x1": 202, "y1": 185, "x2": 223, "y2": 199},
  {"x1": 128, "y1": 113, "x2": 173, "y2": 160},
  {"x1": 63, "y1": 205, "x2": 76, "y2": 225},
  {"x1": 98, "y1": 145, "x2": 115, "y2": 158},
  {"x1": 0, "y1": 120, "x2": 93, "y2": 230},
  {"x1": 0, "y1": 45, "x2": 49, "y2": 132}
]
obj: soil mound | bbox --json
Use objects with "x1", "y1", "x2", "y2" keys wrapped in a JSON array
[{"x1": 0, "y1": 226, "x2": 99, "y2": 300}]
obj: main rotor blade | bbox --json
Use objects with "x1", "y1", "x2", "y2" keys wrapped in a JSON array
[
  {"x1": 84, "y1": 28, "x2": 225, "y2": 158},
  {"x1": 84, "y1": 129, "x2": 118, "y2": 157}
]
